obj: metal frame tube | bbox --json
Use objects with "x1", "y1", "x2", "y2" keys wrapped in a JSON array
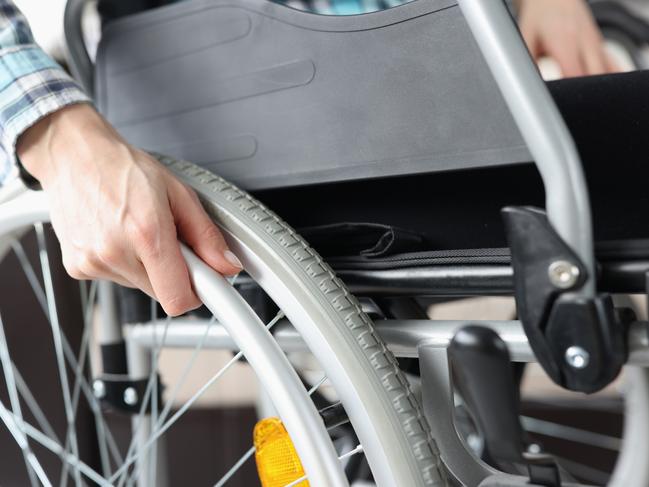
[
  {"x1": 64, "y1": 0, "x2": 94, "y2": 95},
  {"x1": 381, "y1": 319, "x2": 649, "y2": 364},
  {"x1": 125, "y1": 341, "x2": 166, "y2": 487},
  {"x1": 609, "y1": 367, "x2": 649, "y2": 487},
  {"x1": 126, "y1": 318, "x2": 300, "y2": 352},
  {"x1": 97, "y1": 281, "x2": 122, "y2": 345},
  {"x1": 456, "y1": 0, "x2": 595, "y2": 296},
  {"x1": 0, "y1": 178, "x2": 28, "y2": 205},
  {"x1": 181, "y1": 246, "x2": 348, "y2": 487},
  {"x1": 125, "y1": 318, "x2": 649, "y2": 367},
  {"x1": 419, "y1": 344, "x2": 495, "y2": 486}
]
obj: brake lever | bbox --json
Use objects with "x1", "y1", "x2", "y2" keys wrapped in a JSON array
[{"x1": 449, "y1": 325, "x2": 561, "y2": 487}]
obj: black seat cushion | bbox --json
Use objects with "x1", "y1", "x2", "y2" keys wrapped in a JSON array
[{"x1": 255, "y1": 69, "x2": 649, "y2": 255}]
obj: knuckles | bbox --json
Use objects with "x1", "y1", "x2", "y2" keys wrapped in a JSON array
[
  {"x1": 62, "y1": 239, "x2": 122, "y2": 281},
  {"x1": 95, "y1": 239, "x2": 123, "y2": 269},
  {"x1": 127, "y1": 218, "x2": 161, "y2": 257},
  {"x1": 64, "y1": 264, "x2": 86, "y2": 281},
  {"x1": 76, "y1": 252, "x2": 105, "y2": 278},
  {"x1": 62, "y1": 253, "x2": 98, "y2": 280}
]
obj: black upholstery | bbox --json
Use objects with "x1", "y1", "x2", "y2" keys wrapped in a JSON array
[{"x1": 256, "y1": 70, "x2": 649, "y2": 256}]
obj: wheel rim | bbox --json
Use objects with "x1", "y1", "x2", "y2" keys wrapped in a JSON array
[{"x1": 0, "y1": 185, "x2": 415, "y2": 486}]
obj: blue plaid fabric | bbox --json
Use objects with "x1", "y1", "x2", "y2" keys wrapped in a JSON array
[
  {"x1": 0, "y1": 1, "x2": 89, "y2": 184},
  {"x1": 282, "y1": 0, "x2": 405, "y2": 15}
]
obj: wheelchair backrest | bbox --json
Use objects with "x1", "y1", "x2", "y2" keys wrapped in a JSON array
[{"x1": 95, "y1": 0, "x2": 530, "y2": 191}]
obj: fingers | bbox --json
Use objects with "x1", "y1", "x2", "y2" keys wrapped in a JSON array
[
  {"x1": 521, "y1": 24, "x2": 587, "y2": 78},
  {"x1": 110, "y1": 256, "x2": 157, "y2": 299},
  {"x1": 520, "y1": 25, "x2": 540, "y2": 61},
  {"x1": 551, "y1": 42, "x2": 586, "y2": 78},
  {"x1": 61, "y1": 211, "x2": 196, "y2": 316},
  {"x1": 580, "y1": 40, "x2": 607, "y2": 76},
  {"x1": 605, "y1": 51, "x2": 622, "y2": 74},
  {"x1": 517, "y1": 0, "x2": 619, "y2": 79},
  {"x1": 167, "y1": 178, "x2": 242, "y2": 276},
  {"x1": 134, "y1": 173, "x2": 241, "y2": 316},
  {"x1": 132, "y1": 209, "x2": 202, "y2": 316},
  {"x1": 60, "y1": 236, "x2": 156, "y2": 297}
]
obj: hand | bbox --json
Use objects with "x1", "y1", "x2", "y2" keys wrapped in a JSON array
[
  {"x1": 17, "y1": 104, "x2": 242, "y2": 316},
  {"x1": 517, "y1": 0, "x2": 619, "y2": 78}
]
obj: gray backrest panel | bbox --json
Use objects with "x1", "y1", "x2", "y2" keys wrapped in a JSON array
[{"x1": 95, "y1": 0, "x2": 530, "y2": 191}]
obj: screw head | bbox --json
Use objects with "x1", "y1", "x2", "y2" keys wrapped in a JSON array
[
  {"x1": 123, "y1": 387, "x2": 138, "y2": 406},
  {"x1": 93, "y1": 380, "x2": 105, "y2": 399},
  {"x1": 565, "y1": 346, "x2": 590, "y2": 369},
  {"x1": 548, "y1": 260, "x2": 580, "y2": 289}
]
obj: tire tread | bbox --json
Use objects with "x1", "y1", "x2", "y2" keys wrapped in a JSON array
[{"x1": 158, "y1": 155, "x2": 446, "y2": 485}]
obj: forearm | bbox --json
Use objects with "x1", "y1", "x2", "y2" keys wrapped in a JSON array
[{"x1": 0, "y1": 0, "x2": 90, "y2": 182}]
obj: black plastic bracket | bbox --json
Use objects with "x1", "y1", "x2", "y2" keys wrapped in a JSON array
[
  {"x1": 502, "y1": 206, "x2": 628, "y2": 393},
  {"x1": 524, "y1": 453, "x2": 561, "y2": 487},
  {"x1": 100, "y1": 342, "x2": 128, "y2": 375},
  {"x1": 93, "y1": 374, "x2": 163, "y2": 415},
  {"x1": 449, "y1": 325, "x2": 561, "y2": 486}
]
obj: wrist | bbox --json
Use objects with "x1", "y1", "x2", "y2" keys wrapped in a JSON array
[{"x1": 16, "y1": 103, "x2": 123, "y2": 185}]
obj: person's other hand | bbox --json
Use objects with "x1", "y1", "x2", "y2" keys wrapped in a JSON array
[
  {"x1": 17, "y1": 103, "x2": 242, "y2": 316},
  {"x1": 517, "y1": 0, "x2": 619, "y2": 78}
]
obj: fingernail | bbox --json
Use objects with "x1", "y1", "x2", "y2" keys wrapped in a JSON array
[{"x1": 224, "y1": 250, "x2": 243, "y2": 269}]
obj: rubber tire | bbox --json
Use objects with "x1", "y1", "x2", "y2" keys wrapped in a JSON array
[{"x1": 159, "y1": 155, "x2": 448, "y2": 487}]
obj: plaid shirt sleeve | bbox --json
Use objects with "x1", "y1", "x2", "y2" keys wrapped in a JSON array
[{"x1": 0, "y1": 1, "x2": 90, "y2": 183}]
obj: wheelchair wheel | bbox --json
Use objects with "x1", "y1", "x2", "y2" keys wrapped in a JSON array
[{"x1": 0, "y1": 157, "x2": 446, "y2": 487}]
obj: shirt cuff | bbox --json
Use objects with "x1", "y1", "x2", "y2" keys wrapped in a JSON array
[{"x1": 0, "y1": 46, "x2": 91, "y2": 182}]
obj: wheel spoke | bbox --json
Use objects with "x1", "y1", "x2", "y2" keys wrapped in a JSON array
[
  {"x1": 12, "y1": 363, "x2": 60, "y2": 443},
  {"x1": 60, "y1": 327, "x2": 123, "y2": 467},
  {"x1": 214, "y1": 446, "x2": 256, "y2": 487},
  {"x1": 117, "y1": 313, "x2": 172, "y2": 487},
  {"x1": 338, "y1": 444, "x2": 363, "y2": 461},
  {"x1": 61, "y1": 282, "x2": 108, "y2": 486},
  {"x1": 114, "y1": 350, "x2": 245, "y2": 485},
  {"x1": 213, "y1": 371, "x2": 327, "y2": 487},
  {"x1": 26, "y1": 320, "x2": 123, "y2": 481},
  {"x1": 149, "y1": 299, "x2": 159, "y2": 487},
  {"x1": 521, "y1": 415, "x2": 622, "y2": 451},
  {"x1": 2, "y1": 402, "x2": 111, "y2": 487},
  {"x1": 154, "y1": 316, "x2": 217, "y2": 429},
  {"x1": 87, "y1": 291, "x2": 112, "y2": 478},
  {"x1": 35, "y1": 223, "x2": 82, "y2": 486},
  {"x1": 0, "y1": 400, "x2": 52, "y2": 486},
  {"x1": 284, "y1": 445, "x2": 364, "y2": 487},
  {"x1": 10, "y1": 239, "x2": 47, "y2": 315},
  {"x1": 12, "y1": 235, "x2": 122, "y2": 475},
  {"x1": 154, "y1": 273, "x2": 238, "y2": 431},
  {"x1": 0, "y1": 313, "x2": 39, "y2": 486},
  {"x1": 4, "y1": 254, "x2": 118, "y2": 483},
  {"x1": 308, "y1": 375, "x2": 327, "y2": 395},
  {"x1": 126, "y1": 300, "x2": 163, "y2": 487},
  {"x1": 284, "y1": 475, "x2": 308, "y2": 487},
  {"x1": 60, "y1": 286, "x2": 94, "y2": 487},
  {"x1": 110, "y1": 310, "x2": 285, "y2": 484},
  {"x1": 6, "y1": 227, "x2": 362, "y2": 487}
]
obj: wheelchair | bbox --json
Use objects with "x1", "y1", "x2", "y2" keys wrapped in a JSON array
[{"x1": 1, "y1": 0, "x2": 649, "y2": 485}]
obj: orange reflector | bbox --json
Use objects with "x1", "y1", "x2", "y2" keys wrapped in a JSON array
[{"x1": 254, "y1": 417, "x2": 309, "y2": 487}]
